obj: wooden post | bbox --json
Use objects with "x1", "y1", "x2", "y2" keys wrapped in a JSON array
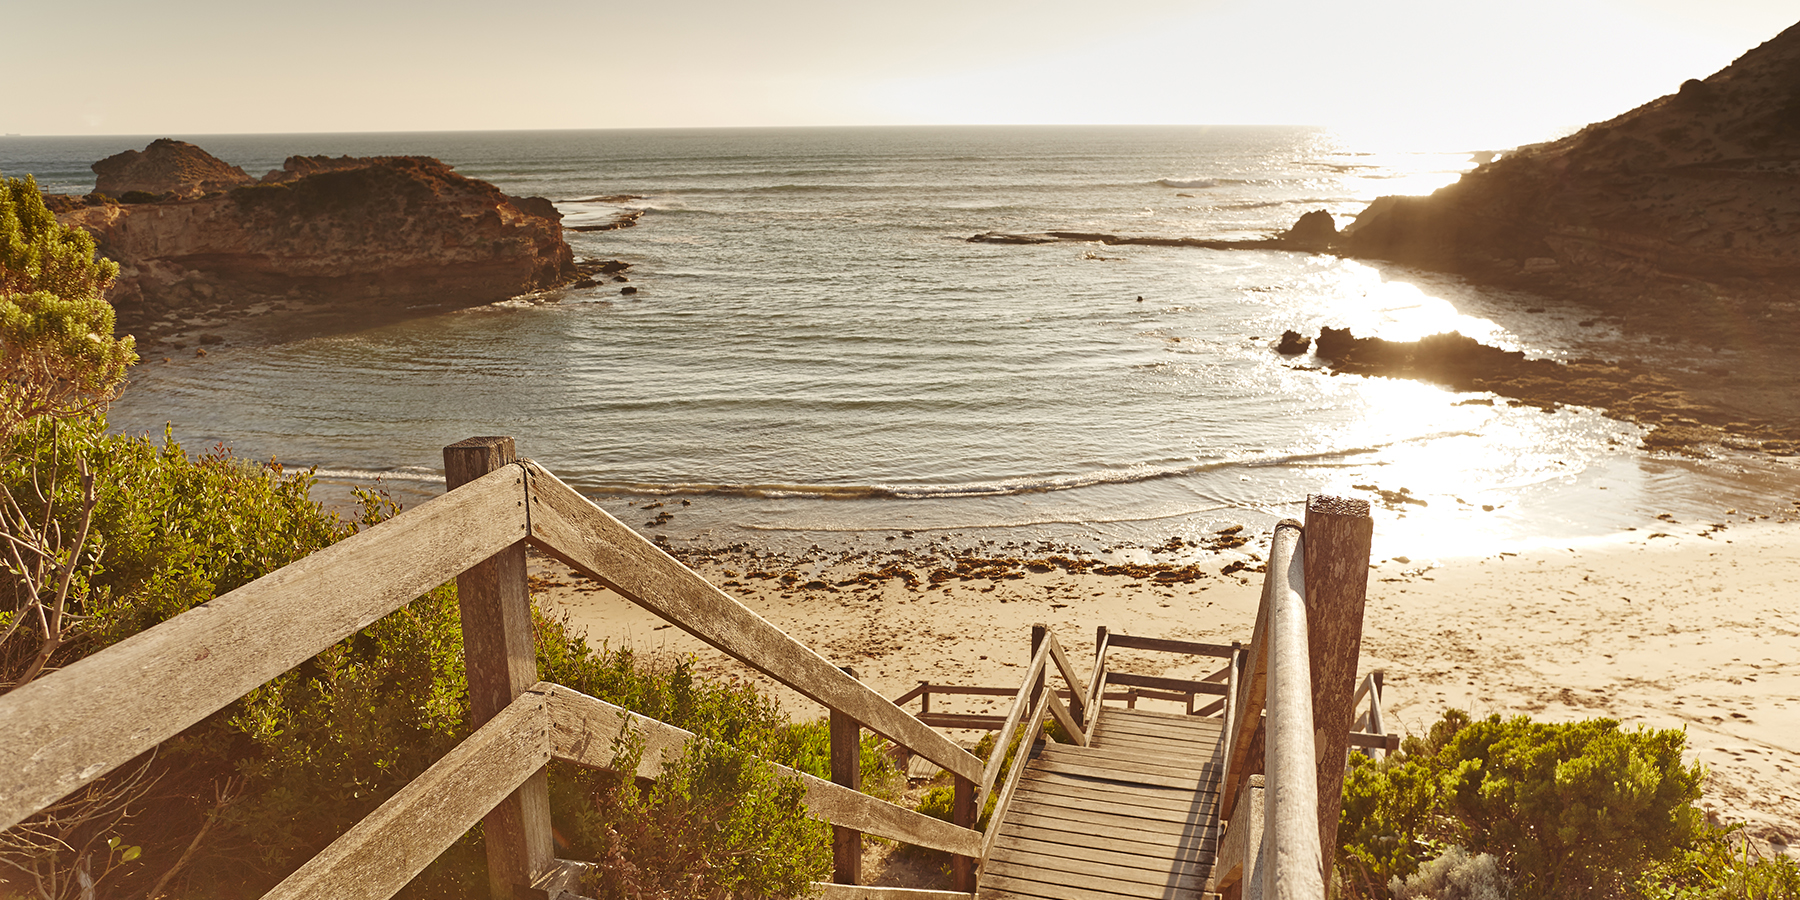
[
  {"x1": 1302, "y1": 494, "x2": 1374, "y2": 877},
  {"x1": 952, "y1": 775, "x2": 976, "y2": 891},
  {"x1": 831, "y1": 666, "x2": 862, "y2": 885},
  {"x1": 444, "y1": 437, "x2": 553, "y2": 900},
  {"x1": 1030, "y1": 623, "x2": 1047, "y2": 708}
]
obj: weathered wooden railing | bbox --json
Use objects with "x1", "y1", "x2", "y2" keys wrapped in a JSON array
[
  {"x1": 1352, "y1": 671, "x2": 1398, "y2": 759},
  {"x1": 1084, "y1": 628, "x2": 1238, "y2": 738},
  {"x1": 885, "y1": 658, "x2": 1209, "y2": 734},
  {"x1": 0, "y1": 437, "x2": 986, "y2": 900},
  {"x1": 968, "y1": 625, "x2": 1090, "y2": 881},
  {"x1": 1209, "y1": 496, "x2": 1380, "y2": 900}
]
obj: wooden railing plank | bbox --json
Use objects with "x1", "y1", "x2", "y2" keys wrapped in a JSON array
[
  {"x1": 977, "y1": 641, "x2": 1050, "y2": 805},
  {"x1": 1220, "y1": 526, "x2": 1278, "y2": 819},
  {"x1": 1084, "y1": 626, "x2": 1109, "y2": 719},
  {"x1": 261, "y1": 692, "x2": 550, "y2": 900},
  {"x1": 977, "y1": 688, "x2": 1052, "y2": 875},
  {"x1": 521, "y1": 462, "x2": 983, "y2": 785},
  {"x1": 537, "y1": 683, "x2": 983, "y2": 859},
  {"x1": 1045, "y1": 691, "x2": 1084, "y2": 748},
  {"x1": 0, "y1": 467, "x2": 527, "y2": 831},
  {"x1": 1104, "y1": 634, "x2": 1237, "y2": 658},
  {"x1": 1044, "y1": 635, "x2": 1088, "y2": 730},
  {"x1": 1264, "y1": 523, "x2": 1325, "y2": 900},
  {"x1": 1104, "y1": 671, "x2": 1230, "y2": 696}
]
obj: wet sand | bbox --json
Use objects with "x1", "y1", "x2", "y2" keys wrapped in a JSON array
[{"x1": 529, "y1": 518, "x2": 1800, "y2": 857}]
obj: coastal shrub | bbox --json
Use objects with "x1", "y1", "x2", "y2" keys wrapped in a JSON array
[
  {"x1": 0, "y1": 172, "x2": 136, "y2": 435},
  {"x1": 0, "y1": 417, "x2": 351, "y2": 684},
  {"x1": 1338, "y1": 710, "x2": 1706, "y2": 899}
]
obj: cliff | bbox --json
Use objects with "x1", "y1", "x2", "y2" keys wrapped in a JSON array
[
  {"x1": 1332, "y1": 20, "x2": 1800, "y2": 347},
  {"x1": 58, "y1": 142, "x2": 577, "y2": 343}
]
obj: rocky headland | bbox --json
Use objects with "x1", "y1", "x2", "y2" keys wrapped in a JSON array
[
  {"x1": 1307, "y1": 20, "x2": 1800, "y2": 429},
  {"x1": 1329, "y1": 22, "x2": 1800, "y2": 340},
  {"x1": 51, "y1": 140, "x2": 580, "y2": 345}
]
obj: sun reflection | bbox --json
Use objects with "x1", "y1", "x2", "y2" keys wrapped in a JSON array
[
  {"x1": 1301, "y1": 372, "x2": 1640, "y2": 560},
  {"x1": 1309, "y1": 260, "x2": 1513, "y2": 344}
]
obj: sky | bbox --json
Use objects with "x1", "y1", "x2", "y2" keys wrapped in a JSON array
[{"x1": 8, "y1": 0, "x2": 1796, "y2": 149}]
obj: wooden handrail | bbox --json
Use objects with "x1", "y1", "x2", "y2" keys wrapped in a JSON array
[
  {"x1": 1044, "y1": 635, "x2": 1089, "y2": 729},
  {"x1": 538, "y1": 683, "x2": 981, "y2": 858},
  {"x1": 1104, "y1": 671, "x2": 1231, "y2": 696},
  {"x1": 263, "y1": 690, "x2": 551, "y2": 900},
  {"x1": 1083, "y1": 625, "x2": 1110, "y2": 721},
  {"x1": 1220, "y1": 543, "x2": 1274, "y2": 818},
  {"x1": 0, "y1": 464, "x2": 527, "y2": 832},
  {"x1": 522, "y1": 461, "x2": 983, "y2": 785},
  {"x1": 265, "y1": 680, "x2": 987, "y2": 900},
  {"x1": 977, "y1": 687, "x2": 1052, "y2": 874},
  {"x1": 1103, "y1": 633, "x2": 1236, "y2": 657},
  {"x1": 1263, "y1": 521, "x2": 1325, "y2": 899},
  {"x1": 976, "y1": 638, "x2": 1051, "y2": 807}
]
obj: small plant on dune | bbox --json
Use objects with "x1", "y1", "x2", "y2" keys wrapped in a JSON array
[
  {"x1": 1389, "y1": 845, "x2": 1510, "y2": 900},
  {"x1": 1639, "y1": 824, "x2": 1800, "y2": 900}
]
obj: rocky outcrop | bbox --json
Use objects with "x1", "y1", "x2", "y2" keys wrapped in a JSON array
[
  {"x1": 91, "y1": 139, "x2": 252, "y2": 199},
  {"x1": 1290, "y1": 328, "x2": 1800, "y2": 455},
  {"x1": 58, "y1": 147, "x2": 577, "y2": 342},
  {"x1": 1329, "y1": 20, "x2": 1800, "y2": 346},
  {"x1": 1280, "y1": 210, "x2": 1337, "y2": 251}
]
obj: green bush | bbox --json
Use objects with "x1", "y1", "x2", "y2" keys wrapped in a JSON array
[
  {"x1": 1338, "y1": 710, "x2": 1708, "y2": 899},
  {"x1": 2, "y1": 420, "x2": 897, "y2": 899},
  {"x1": 558, "y1": 741, "x2": 831, "y2": 900},
  {"x1": 0, "y1": 173, "x2": 135, "y2": 434}
]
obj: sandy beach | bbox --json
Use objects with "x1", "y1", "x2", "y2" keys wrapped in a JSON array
[{"x1": 529, "y1": 514, "x2": 1800, "y2": 857}]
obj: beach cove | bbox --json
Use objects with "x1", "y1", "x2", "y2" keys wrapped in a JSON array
[{"x1": 9, "y1": 123, "x2": 1799, "y2": 855}]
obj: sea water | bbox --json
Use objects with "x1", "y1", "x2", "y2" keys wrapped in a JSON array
[{"x1": 6, "y1": 126, "x2": 1795, "y2": 560}]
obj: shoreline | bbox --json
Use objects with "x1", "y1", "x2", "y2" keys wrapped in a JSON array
[{"x1": 529, "y1": 519, "x2": 1800, "y2": 858}]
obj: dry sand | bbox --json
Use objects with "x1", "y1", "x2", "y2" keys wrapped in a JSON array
[{"x1": 529, "y1": 517, "x2": 1799, "y2": 857}]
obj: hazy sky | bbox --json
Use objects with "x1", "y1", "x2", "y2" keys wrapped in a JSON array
[{"x1": 10, "y1": 0, "x2": 1795, "y2": 148}]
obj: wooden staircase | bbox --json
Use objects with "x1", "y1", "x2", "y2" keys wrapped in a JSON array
[{"x1": 982, "y1": 707, "x2": 1223, "y2": 899}]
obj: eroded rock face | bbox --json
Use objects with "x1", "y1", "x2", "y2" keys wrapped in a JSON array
[
  {"x1": 60, "y1": 149, "x2": 577, "y2": 342},
  {"x1": 91, "y1": 139, "x2": 252, "y2": 199},
  {"x1": 1331, "y1": 20, "x2": 1800, "y2": 347}
]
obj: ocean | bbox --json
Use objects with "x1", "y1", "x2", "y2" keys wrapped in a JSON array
[{"x1": 5, "y1": 126, "x2": 1795, "y2": 561}]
